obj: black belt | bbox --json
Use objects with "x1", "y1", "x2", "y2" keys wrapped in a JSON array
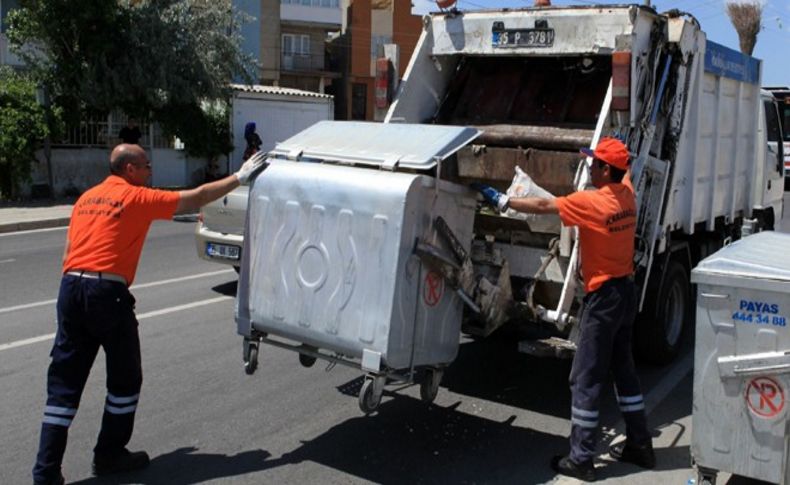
[{"x1": 65, "y1": 270, "x2": 127, "y2": 286}]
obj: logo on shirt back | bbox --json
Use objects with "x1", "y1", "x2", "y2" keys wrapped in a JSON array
[
  {"x1": 605, "y1": 208, "x2": 636, "y2": 233},
  {"x1": 76, "y1": 196, "x2": 124, "y2": 219}
]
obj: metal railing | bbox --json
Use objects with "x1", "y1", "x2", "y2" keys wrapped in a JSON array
[
  {"x1": 281, "y1": 53, "x2": 325, "y2": 72},
  {"x1": 56, "y1": 113, "x2": 176, "y2": 149}
]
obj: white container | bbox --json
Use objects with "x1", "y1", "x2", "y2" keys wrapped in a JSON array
[
  {"x1": 236, "y1": 121, "x2": 481, "y2": 373},
  {"x1": 691, "y1": 231, "x2": 790, "y2": 484}
]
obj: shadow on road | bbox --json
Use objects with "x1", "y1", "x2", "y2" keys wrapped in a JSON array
[
  {"x1": 68, "y1": 447, "x2": 272, "y2": 485},
  {"x1": 442, "y1": 330, "x2": 574, "y2": 420},
  {"x1": 261, "y1": 397, "x2": 567, "y2": 484},
  {"x1": 211, "y1": 280, "x2": 238, "y2": 297}
]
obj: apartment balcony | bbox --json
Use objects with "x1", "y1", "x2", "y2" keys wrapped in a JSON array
[
  {"x1": 282, "y1": 53, "x2": 322, "y2": 72},
  {"x1": 281, "y1": 3, "x2": 341, "y2": 27}
]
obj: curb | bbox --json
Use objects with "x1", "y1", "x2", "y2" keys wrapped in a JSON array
[{"x1": 0, "y1": 217, "x2": 71, "y2": 234}]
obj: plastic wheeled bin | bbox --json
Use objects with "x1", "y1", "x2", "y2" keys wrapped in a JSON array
[
  {"x1": 691, "y1": 231, "x2": 790, "y2": 484},
  {"x1": 235, "y1": 121, "x2": 481, "y2": 413}
]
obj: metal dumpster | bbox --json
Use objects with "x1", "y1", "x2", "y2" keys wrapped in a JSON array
[
  {"x1": 691, "y1": 231, "x2": 790, "y2": 485},
  {"x1": 235, "y1": 121, "x2": 481, "y2": 413}
]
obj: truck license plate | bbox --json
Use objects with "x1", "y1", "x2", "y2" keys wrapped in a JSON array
[
  {"x1": 206, "y1": 242, "x2": 240, "y2": 260},
  {"x1": 493, "y1": 28, "x2": 555, "y2": 48}
]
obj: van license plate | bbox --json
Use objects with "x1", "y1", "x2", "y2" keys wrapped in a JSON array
[
  {"x1": 206, "y1": 243, "x2": 240, "y2": 260},
  {"x1": 493, "y1": 28, "x2": 555, "y2": 48}
]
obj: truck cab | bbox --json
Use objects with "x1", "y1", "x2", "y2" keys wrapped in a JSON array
[{"x1": 764, "y1": 86, "x2": 790, "y2": 188}]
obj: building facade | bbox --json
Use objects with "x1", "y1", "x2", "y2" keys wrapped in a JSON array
[
  {"x1": 236, "y1": 0, "x2": 422, "y2": 121},
  {"x1": 0, "y1": 0, "x2": 23, "y2": 67},
  {"x1": 337, "y1": 0, "x2": 421, "y2": 120},
  {"x1": 236, "y1": 0, "x2": 343, "y2": 95}
]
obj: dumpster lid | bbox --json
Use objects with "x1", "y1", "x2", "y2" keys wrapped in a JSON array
[
  {"x1": 692, "y1": 232, "x2": 790, "y2": 285},
  {"x1": 269, "y1": 121, "x2": 481, "y2": 170}
]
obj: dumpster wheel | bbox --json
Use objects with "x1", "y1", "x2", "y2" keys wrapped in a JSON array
[
  {"x1": 298, "y1": 345, "x2": 318, "y2": 368},
  {"x1": 696, "y1": 468, "x2": 717, "y2": 485},
  {"x1": 359, "y1": 376, "x2": 384, "y2": 414},
  {"x1": 420, "y1": 368, "x2": 443, "y2": 403},
  {"x1": 244, "y1": 344, "x2": 258, "y2": 375}
]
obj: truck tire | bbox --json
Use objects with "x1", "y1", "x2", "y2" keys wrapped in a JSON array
[{"x1": 635, "y1": 261, "x2": 689, "y2": 365}]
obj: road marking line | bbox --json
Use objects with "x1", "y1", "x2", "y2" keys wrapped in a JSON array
[
  {"x1": 0, "y1": 226, "x2": 67, "y2": 237},
  {"x1": 0, "y1": 295, "x2": 234, "y2": 352},
  {"x1": 0, "y1": 269, "x2": 234, "y2": 315},
  {"x1": 0, "y1": 333, "x2": 56, "y2": 351},
  {"x1": 135, "y1": 296, "x2": 233, "y2": 319},
  {"x1": 605, "y1": 350, "x2": 693, "y2": 446},
  {"x1": 132, "y1": 269, "x2": 234, "y2": 290},
  {"x1": 0, "y1": 258, "x2": 15, "y2": 264}
]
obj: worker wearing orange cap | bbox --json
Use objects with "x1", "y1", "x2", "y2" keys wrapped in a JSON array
[{"x1": 473, "y1": 137, "x2": 654, "y2": 481}]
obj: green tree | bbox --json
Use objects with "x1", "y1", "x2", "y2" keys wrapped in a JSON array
[
  {"x1": 7, "y1": 0, "x2": 253, "y2": 157},
  {"x1": 0, "y1": 67, "x2": 60, "y2": 199}
]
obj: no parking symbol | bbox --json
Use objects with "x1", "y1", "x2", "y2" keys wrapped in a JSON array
[
  {"x1": 745, "y1": 377, "x2": 785, "y2": 418},
  {"x1": 423, "y1": 271, "x2": 444, "y2": 307}
]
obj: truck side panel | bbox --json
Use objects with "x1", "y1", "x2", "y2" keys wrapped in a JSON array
[
  {"x1": 385, "y1": 24, "x2": 458, "y2": 124},
  {"x1": 668, "y1": 40, "x2": 762, "y2": 234}
]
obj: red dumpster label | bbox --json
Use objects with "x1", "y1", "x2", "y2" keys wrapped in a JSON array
[
  {"x1": 423, "y1": 271, "x2": 444, "y2": 307},
  {"x1": 745, "y1": 377, "x2": 785, "y2": 418}
]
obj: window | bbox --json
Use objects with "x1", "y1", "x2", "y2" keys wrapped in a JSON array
[
  {"x1": 370, "y1": 35, "x2": 392, "y2": 60},
  {"x1": 282, "y1": 34, "x2": 310, "y2": 56},
  {"x1": 780, "y1": 101, "x2": 790, "y2": 142},
  {"x1": 352, "y1": 83, "x2": 367, "y2": 120},
  {"x1": 282, "y1": 33, "x2": 311, "y2": 70}
]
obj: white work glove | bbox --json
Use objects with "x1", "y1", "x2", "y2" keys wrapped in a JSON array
[{"x1": 234, "y1": 151, "x2": 268, "y2": 184}]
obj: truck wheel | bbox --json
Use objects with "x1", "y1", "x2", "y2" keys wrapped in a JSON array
[{"x1": 636, "y1": 261, "x2": 689, "y2": 365}]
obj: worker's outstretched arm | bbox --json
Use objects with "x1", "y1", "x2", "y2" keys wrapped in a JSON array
[
  {"x1": 175, "y1": 152, "x2": 267, "y2": 214},
  {"x1": 471, "y1": 183, "x2": 558, "y2": 214},
  {"x1": 508, "y1": 196, "x2": 558, "y2": 214}
]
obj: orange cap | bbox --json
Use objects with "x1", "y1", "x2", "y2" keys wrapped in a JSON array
[{"x1": 580, "y1": 137, "x2": 630, "y2": 171}]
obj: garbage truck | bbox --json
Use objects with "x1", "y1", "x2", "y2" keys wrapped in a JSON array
[{"x1": 236, "y1": 4, "x2": 785, "y2": 412}]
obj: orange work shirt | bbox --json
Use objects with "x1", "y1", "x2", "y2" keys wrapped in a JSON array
[
  {"x1": 554, "y1": 177, "x2": 636, "y2": 293},
  {"x1": 63, "y1": 175, "x2": 181, "y2": 285}
]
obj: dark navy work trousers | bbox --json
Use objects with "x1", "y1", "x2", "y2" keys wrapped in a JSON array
[
  {"x1": 568, "y1": 276, "x2": 651, "y2": 465},
  {"x1": 33, "y1": 274, "x2": 142, "y2": 483}
]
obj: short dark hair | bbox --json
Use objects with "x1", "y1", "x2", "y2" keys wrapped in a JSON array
[
  {"x1": 595, "y1": 158, "x2": 626, "y2": 183},
  {"x1": 109, "y1": 150, "x2": 141, "y2": 175}
]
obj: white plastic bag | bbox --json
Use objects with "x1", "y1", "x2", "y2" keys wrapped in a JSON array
[{"x1": 503, "y1": 166, "x2": 561, "y2": 233}]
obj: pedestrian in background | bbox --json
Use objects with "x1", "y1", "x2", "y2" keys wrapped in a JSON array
[
  {"x1": 118, "y1": 119, "x2": 142, "y2": 145},
  {"x1": 473, "y1": 137, "x2": 654, "y2": 482},
  {"x1": 32, "y1": 144, "x2": 267, "y2": 485},
  {"x1": 242, "y1": 121, "x2": 262, "y2": 161}
]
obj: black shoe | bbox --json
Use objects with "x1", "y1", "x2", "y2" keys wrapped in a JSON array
[
  {"x1": 92, "y1": 449, "x2": 150, "y2": 476},
  {"x1": 609, "y1": 441, "x2": 656, "y2": 469},
  {"x1": 550, "y1": 454, "x2": 596, "y2": 482},
  {"x1": 33, "y1": 474, "x2": 65, "y2": 485}
]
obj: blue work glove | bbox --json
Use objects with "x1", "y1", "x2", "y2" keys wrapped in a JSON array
[{"x1": 470, "y1": 182, "x2": 509, "y2": 212}]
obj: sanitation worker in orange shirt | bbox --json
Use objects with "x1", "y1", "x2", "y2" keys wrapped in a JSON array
[
  {"x1": 473, "y1": 137, "x2": 655, "y2": 482},
  {"x1": 32, "y1": 144, "x2": 267, "y2": 485}
]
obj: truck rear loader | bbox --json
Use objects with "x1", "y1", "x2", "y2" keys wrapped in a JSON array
[{"x1": 235, "y1": 4, "x2": 785, "y2": 413}]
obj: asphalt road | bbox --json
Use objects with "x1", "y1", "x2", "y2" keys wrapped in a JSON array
[{"x1": 3, "y1": 196, "x2": 789, "y2": 485}]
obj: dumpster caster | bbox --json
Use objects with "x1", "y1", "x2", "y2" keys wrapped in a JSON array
[
  {"x1": 697, "y1": 468, "x2": 717, "y2": 485},
  {"x1": 420, "y1": 368, "x2": 443, "y2": 403},
  {"x1": 298, "y1": 345, "x2": 318, "y2": 368},
  {"x1": 243, "y1": 339, "x2": 259, "y2": 375},
  {"x1": 359, "y1": 375, "x2": 384, "y2": 414}
]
